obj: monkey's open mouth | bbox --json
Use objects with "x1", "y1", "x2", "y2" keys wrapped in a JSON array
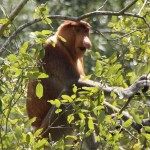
[{"x1": 79, "y1": 47, "x2": 86, "y2": 52}]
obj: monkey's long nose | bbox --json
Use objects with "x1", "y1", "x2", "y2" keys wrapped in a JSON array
[{"x1": 83, "y1": 36, "x2": 92, "y2": 49}]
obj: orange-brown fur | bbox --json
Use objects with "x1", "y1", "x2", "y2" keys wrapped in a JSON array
[{"x1": 26, "y1": 20, "x2": 91, "y2": 140}]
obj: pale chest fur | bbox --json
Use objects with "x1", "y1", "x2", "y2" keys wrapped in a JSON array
[{"x1": 77, "y1": 58, "x2": 85, "y2": 76}]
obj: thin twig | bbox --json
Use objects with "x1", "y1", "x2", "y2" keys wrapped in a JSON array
[
  {"x1": 138, "y1": 0, "x2": 148, "y2": 15},
  {"x1": 96, "y1": 0, "x2": 108, "y2": 11},
  {"x1": 119, "y1": 0, "x2": 138, "y2": 13},
  {"x1": 0, "y1": 0, "x2": 29, "y2": 36}
]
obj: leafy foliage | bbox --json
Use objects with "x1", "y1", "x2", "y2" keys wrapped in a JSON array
[{"x1": 0, "y1": 0, "x2": 150, "y2": 149}]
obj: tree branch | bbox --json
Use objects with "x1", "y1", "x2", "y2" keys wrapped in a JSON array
[
  {"x1": 105, "y1": 101, "x2": 150, "y2": 133},
  {"x1": 78, "y1": 75, "x2": 150, "y2": 99},
  {"x1": 0, "y1": 0, "x2": 29, "y2": 36},
  {"x1": 1, "y1": 0, "x2": 149, "y2": 55}
]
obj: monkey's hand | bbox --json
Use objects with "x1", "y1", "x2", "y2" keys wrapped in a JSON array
[{"x1": 121, "y1": 75, "x2": 150, "y2": 98}]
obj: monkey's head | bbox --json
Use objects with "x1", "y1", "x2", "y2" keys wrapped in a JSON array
[{"x1": 57, "y1": 20, "x2": 92, "y2": 60}]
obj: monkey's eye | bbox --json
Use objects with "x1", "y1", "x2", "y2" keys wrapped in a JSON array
[{"x1": 76, "y1": 28, "x2": 81, "y2": 33}]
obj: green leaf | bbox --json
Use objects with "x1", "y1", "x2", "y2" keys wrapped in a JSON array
[
  {"x1": 14, "y1": 68, "x2": 22, "y2": 76},
  {"x1": 48, "y1": 100, "x2": 55, "y2": 105},
  {"x1": 88, "y1": 118, "x2": 94, "y2": 130},
  {"x1": 67, "y1": 114, "x2": 74, "y2": 124},
  {"x1": 26, "y1": 134, "x2": 31, "y2": 145},
  {"x1": 122, "y1": 118, "x2": 133, "y2": 128},
  {"x1": 94, "y1": 106, "x2": 104, "y2": 111},
  {"x1": 36, "y1": 82, "x2": 43, "y2": 99},
  {"x1": 0, "y1": 100, "x2": 2, "y2": 113},
  {"x1": 15, "y1": 126, "x2": 22, "y2": 139},
  {"x1": 65, "y1": 135, "x2": 77, "y2": 140},
  {"x1": 0, "y1": 87, "x2": 3, "y2": 95},
  {"x1": 99, "y1": 110, "x2": 105, "y2": 123},
  {"x1": 62, "y1": 95, "x2": 73, "y2": 102},
  {"x1": 20, "y1": 42, "x2": 29, "y2": 53},
  {"x1": 95, "y1": 60, "x2": 102, "y2": 76},
  {"x1": 55, "y1": 99, "x2": 61, "y2": 108},
  {"x1": 122, "y1": 37, "x2": 128, "y2": 45},
  {"x1": 39, "y1": 49, "x2": 45, "y2": 59},
  {"x1": 144, "y1": 126, "x2": 150, "y2": 133},
  {"x1": 72, "y1": 84, "x2": 77, "y2": 93},
  {"x1": 42, "y1": 17, "x2": 52, "y2": 24},
  {"x1": 55, "y1": 108, "x2": 62, "y2": 114},
  {"x1": 26, "y1": 117, "x2": 36, "y2": 128},
  {"x1": 78, "y1": 112, "x2": 85, "y2": 120},
  {"x1": 7, "y1": 54, "x2": 17, "y2": 62},
  {"x1": 34, "y1": 128, "x2": 43, "y2": 137},
  {"x1": 38, "y1": 73, "x2": 49, "y2": 79},
  {"x1": 34, "y1": 139, "x2": 49, "y2": 149},
  {"x1": 143, "y1": 133, "x2": 150, "y2": 140},
  {"x1": 133, "y1": 115, "x2": 142, "y2": 125},
  {"x1": 130, "y1": 111, "x2": 142, "y2": 125},
  {"x1": 42, "y1": 30, "x2": 52, "y2": 35}
]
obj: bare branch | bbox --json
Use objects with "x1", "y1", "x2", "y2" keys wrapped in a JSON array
[{"x1": 0, "y1": 0, "x2": 29, "y2": 36}]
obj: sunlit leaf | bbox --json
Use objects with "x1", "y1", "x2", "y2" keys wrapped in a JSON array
[
  {"x1": 95, "y1": 60, "x2": 102, "y2": 76},
  {"x1": 65, "y1": 135, "x2": 77, "y2": 140},
  {"x1": 7, "y1": 54, "x2": 17, "y2": 62},
  {"x1": 133, "y1": 143, "x2": 141, "y2": 150},
  {"x1": 130, "y1": 111, "x2": 142, "y2": 125},
  {"x1": 55, "y1": 108, "x2": 62, "y2": 114},
  {"x1": 36, "y1": 82, "x2": 43, "y2": 99},
  {"x1": 67, "y1": 114, "x2": 74, "y2": 124},
  {"x1": 38, "y1": 73, "x2": 49, "y2": 79},
  {"x1": 144, "y1": 126, "x2": 150, "y2": 133},
  {"x1": 48, "y1": 100, "x2": 55, "y2": 105},
  {"x1": 34, "y1": 139, "x2": 49, "y2": 149},
  {"x1": 143, "y1": 133, "x2": 150, "y2": 140},
  {"x1": 26, "y1": 117, "x2": 36, "y2": 128},
  {"x1": 72, "y1": 85, "x2": 77, "y2": 93},
  {"x1": 122, "y1": 118, "x2": 133, "y2": 128},
  {"x1": 78, "y1": 112, "x2": 85, "y2": 120},
  {"x1": 62, "y1": 95, "x2": 73, "y2": 102},
  {"x1": 55, "y1": 99, "x2": 61, "y2": 108},
  {"x1": 93, "y1": 106, "x2": 104, "y2": 111},
  {"x1": 34, "y1": 128, "x2": 43, "y2": 137},
  {"x1": 88, "y1": 118, "x2": 94, "y2": 130},
  {"x1": 42, "y1": 30, "x2": 52, "y2": 35}
]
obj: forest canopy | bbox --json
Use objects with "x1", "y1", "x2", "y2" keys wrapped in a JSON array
[{"x1": 0, "y1": 0, "x2": 150, "y2": 149}]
